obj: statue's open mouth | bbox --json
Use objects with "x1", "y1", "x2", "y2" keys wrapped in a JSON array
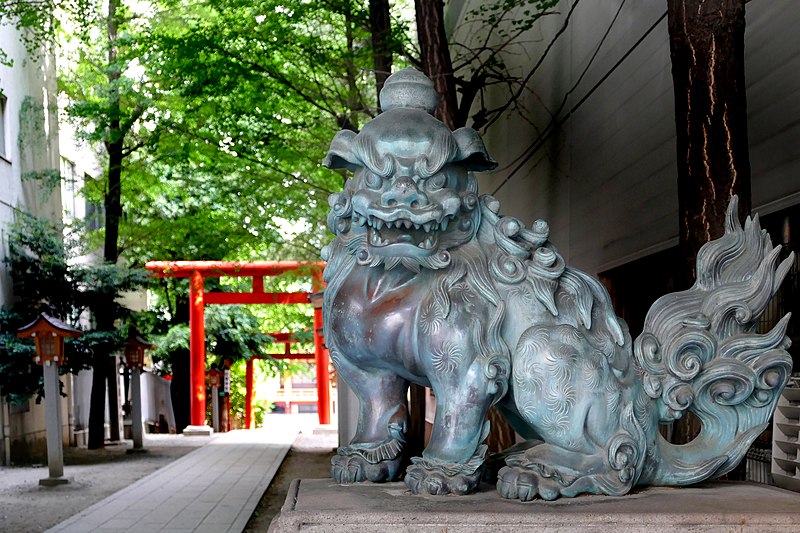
[{"x1": 353, "y1": 212, "x2": 456, "y2": 252}]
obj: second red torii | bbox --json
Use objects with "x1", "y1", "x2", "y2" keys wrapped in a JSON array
[{"x1": 145, "y1": 261, "x2": 328, "y2": 431}]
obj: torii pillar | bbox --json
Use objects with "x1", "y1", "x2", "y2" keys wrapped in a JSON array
[{"x1": 186, "y1": 270, "x2": 209, "y2": 435}]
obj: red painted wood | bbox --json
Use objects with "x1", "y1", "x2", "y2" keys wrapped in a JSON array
[
  {"x1": 189, "y1": 271, "x2": 206, "y2": 427},
  {"x1": 313, "y1": 309, "x2": 330, "y2": 424},
  {"x1": 245, "y1": 358, "x2": 254, "y2": 430},
  {"x1": 203, "y1": 291, "x2": 310, "y2": 305},
  {"x1": 312, "y1": 271, "x2": 330, "y2": 424},
  {"x1": 252, "y1": 276, "x2": 264, "y2": 293},
  {"x1": 145, "y1": 260, "x2": 324, "y2": 278},
  {"x1": 269, "y1": 332, "x2": 297, "y2": 343},
  {"x1": 257, "y1": 353, "x2": 315, "y2": 360}
]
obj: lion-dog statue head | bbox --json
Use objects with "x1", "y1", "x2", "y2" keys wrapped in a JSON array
[{"x1": 323, "y1": 68, "x2": 497, "y2": 272}]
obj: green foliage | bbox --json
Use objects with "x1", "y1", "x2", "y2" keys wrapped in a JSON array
[
  {"x1": 205, "y1": 306, "x2": 271, "y2": 361},
  {"x1": 227, "y1": 357, "x2": 273, "y2": 428},
  {"x1": 0, "y1": 0, "x2": 94, "y2": 65},
  {"x1": 115, "y1": 0, "x2": 412, "y2": 263},
  {"x1": 5, "y1": 216, "x2": 73, "y2": 319},
  {"x1": 0, "y1": 214, "x2": 147, "y2": 404}
]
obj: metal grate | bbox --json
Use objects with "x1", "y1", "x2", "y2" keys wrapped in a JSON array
[
  {"x1": 746, "y1": 447, "x2": 773, "y2": 484},
  {"x1": 754, "y1": 209, "x2": 800, "y2": 485}
]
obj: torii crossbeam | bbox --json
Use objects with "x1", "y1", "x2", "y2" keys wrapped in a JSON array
[{"x1": 145, "y1": 261, "x2": 328, "y2": 431}]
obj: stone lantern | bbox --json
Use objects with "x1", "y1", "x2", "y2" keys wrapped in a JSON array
[
  {"x1": 123, "y1": 334, "x2": 155, "y2": 452},
  {"x1": 17, "y1": 313, "x2": 82, "y2": 486}
]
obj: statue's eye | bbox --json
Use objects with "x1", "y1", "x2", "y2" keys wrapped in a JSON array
[
  {"x1": 365, "y1": 173, "x2": 382, "y2": 189},
  {"x1": 427, "y1": 174, "x2": 447, "y2": 190}
]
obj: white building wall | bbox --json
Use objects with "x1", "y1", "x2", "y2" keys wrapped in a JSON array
[
  {"x1": 0, "y1": 26, "x2": 64, "y2": 464},
  {"x1": 451, "y1": 0, "x2": 800, "y2": 275}
]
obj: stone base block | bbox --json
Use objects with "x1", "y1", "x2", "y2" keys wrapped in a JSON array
[
  {"x1": 182, "y1": 425, "x2": 213, "y2": 437},
  {"x1": 125, "y1": 447, "x2": 149, "y2": 455},
  {"x1": 39, "y1": 476, "x2": 70, "y2": 487},
  {"x1": 269, "y1": 479, "x2": 800, "y2": 532}
]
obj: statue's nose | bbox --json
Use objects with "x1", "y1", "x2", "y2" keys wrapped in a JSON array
[{"x1": 381, "y1": 176, "x2": 429, "y2": 208}]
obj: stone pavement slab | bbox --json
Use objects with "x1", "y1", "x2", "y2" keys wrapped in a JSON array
[
  {"x1": 270, "y1": 478, "x2": 800, "y2": 532},
  {"x1": 47, "y1": 422, "x2": 301, "y2": 533}
]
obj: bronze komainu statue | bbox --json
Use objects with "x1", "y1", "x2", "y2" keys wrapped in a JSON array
[{"x1": 321, "y1": 68, "x2": 794, "y2": 500}]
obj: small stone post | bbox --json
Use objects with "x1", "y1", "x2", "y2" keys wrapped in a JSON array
[
  {"x1": 124, "y1": 333, "x2": 155, "y2": 454},
  {"x1": 130, "y1": 366, "x2": 144, "y2": 450},
  {"x1": 42, "y1": 359, "x2": 64, "y2": 483},
  {"x1": 208, "y1": 369, "x2": 223, "y2": 433}
]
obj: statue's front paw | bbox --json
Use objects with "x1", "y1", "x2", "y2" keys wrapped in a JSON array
[
  {"x1": 404, "y1": 461, "x2": 481, "y2": 495},
  {"x1": 331, "y1": 451, "x2": 402, "y2": 483},
  {"x1": 496, "y1": 465, "x2": 561, "y2": 501}
]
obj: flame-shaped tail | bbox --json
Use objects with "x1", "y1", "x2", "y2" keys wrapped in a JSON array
[{"x1": 635, "y1": 197, "x2": 794, "y2": 486}]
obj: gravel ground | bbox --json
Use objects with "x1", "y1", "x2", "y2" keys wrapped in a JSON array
[{"x1": 0, "y1": 434, "x2": 212, "y2": 533}]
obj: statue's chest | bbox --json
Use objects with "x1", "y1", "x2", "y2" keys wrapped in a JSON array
[{"x1": 328, "y1": 267, "x2": 429, "y2": 365}]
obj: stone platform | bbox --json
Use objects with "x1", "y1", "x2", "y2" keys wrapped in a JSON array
[{"x1": 269, "y1": 479, "x2": 800, "y2": 532}]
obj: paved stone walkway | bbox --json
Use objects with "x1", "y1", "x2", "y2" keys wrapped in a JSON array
[{"x1": 46, "y1": 423, "x2": 301, "y2": 533}]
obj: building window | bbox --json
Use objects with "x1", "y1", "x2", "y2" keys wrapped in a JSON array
[
  {"x1": 85, "y1": 196, "x2": 105, "y2": 231},
  {"x1": 0, "y1": 95, "x2": 7, "y2": 159}
]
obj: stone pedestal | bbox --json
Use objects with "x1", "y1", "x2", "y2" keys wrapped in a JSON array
[
  {"x1": 269, "y1": 479, "x2": 800, "y2": 532},
  {"x1": 183, "y1": 424, "x2": 213, "y2": 436}
]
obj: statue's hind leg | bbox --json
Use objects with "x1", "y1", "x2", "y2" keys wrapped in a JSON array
[
  {"x1": 496, "y1": 437, "x2": 640, "y2": 500},
  {"x1": 499, "y1": 324, "x2": 645, "y2": 500},
  {"x1": 330, "y1": 349, "x2": 409, "y2": 484}
]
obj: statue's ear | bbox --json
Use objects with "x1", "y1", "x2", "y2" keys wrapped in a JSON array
[
  {"x1": 453, "y1": 127, "x2": 497, "y2": 171},
  {"x1": 323, "y1": 130, "x2": 361, "y2": 172}
]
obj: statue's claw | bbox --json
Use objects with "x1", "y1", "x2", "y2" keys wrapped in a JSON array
[
  {"x1": 331, "y1": 450, "x2": 403, "y2": 483},
  {"x1": 404, "y1": 461, "x2": 481, "y2": 495},
  {"x1": 496, "y1": 465, "x2": 562, "y2": 501}
]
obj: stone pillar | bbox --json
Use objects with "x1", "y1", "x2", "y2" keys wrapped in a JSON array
[
  {"x1": 211, "y1": 385, "x2": 220, "y2": 433},
  {"x1": 130, "y1": 367, "x2": 144, "y2": 451},
  {"x1": 41, "y1": 362, "x2": 68, "y2": 486}
]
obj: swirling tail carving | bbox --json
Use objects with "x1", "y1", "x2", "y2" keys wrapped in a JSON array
[{"x1": 635, "y1": 196, "x2": 794, "y2": 486}]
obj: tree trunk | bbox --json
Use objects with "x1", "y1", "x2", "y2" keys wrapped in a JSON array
[
  {"x1": 87, "y1": 358, "x2": 106, "y2": 448},
  {"x1": 171, "y1": 294, "x2": 191, "y2": 432},
  {"x1": 88, "y1": 0, "x2": 124, "y2": 448},
  {"x1": 369, "y1": 0, "x2": 393, "y2": 111},
  {"x1": 667, "y1": 0, "x2": 751, "y2": 445},
  {"x1": 415, "y1": 0, "x2": 458, "y2": 128}
]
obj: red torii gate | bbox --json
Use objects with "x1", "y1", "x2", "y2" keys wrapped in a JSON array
[
  {"x1": 145, "y1": 261, "x2": 329, "y2": 430},
  {"x1": 245, "y1": 331, "x2": 316, "y2": 428}
]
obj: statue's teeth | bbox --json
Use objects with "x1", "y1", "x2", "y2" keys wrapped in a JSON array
[
  {"x1": 370, "y1": 230, "x2": 383, "y2": 245},
  {"x1": 423, "y1": 222, "x2": 432, "y2": 232},
  {"x1": 377, "y1": 219, "x2": 385, "y2": 230},
  {"x1": 403, "y1": 220, "x2": 412, "y2": 230},
  {"x1": 413, "y1": 223, "x2": 421, "y2": 230},
  {"x1": 440, "y1": 218, "x2": 448, "y2": 231}
]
